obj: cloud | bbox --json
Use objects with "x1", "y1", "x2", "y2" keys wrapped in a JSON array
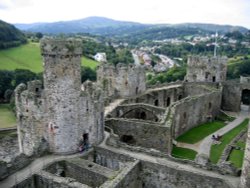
[{"x1": 0, "y1": 0, "x2": 33, "y2": 10}]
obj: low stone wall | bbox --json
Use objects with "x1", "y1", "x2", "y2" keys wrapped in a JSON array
[
  {"x1": 12, "y1": 171, "x2": 90, "y2": 188},
  {"x1": 240, "y1": 122, "x2": 250, "y2": 188},
  {"x1": 140, "y1": 160, "x2": 232, "y2": 188},
  {"x1": 100, "y1": 160, "x2": 141, "y2": 188},
  {"x1": 0, "y1": 150, "x2": 32, "y2": 181},
  {"x1": 183, "y1": 82, "x2": 220, "y2": 97},
  {"x1": 167, "y1": 91, "x2": 222, "y2": 138},
  {"x1": 105, "y1": 118, "x2": 171, "y2": 153}
]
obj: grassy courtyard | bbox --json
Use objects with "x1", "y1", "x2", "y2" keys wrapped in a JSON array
[
  {"x1": 228, "y1": 141, "x2": 246, "y2": 168},
  {"x1": 210, "y1": 118, "x2": 249, "y2": 164},
  {"x1": 171, "y1": 146, "x2": 197, "y2": 160},
  {"x1": 176, "y1": 120, "x2": 225, "y2": 144},
  {"x1": 0, "y1": 104, "x2": 16, "y2": 128},
  {"x1": 0, "y1": 43, "x2": 99, "y2": 72}
]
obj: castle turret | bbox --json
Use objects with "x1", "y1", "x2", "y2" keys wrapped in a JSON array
[
  {"x1": 15, "y1": 38, "x2": 105, "y2": 156},
  {"x1": 41, "y1": 38, "x2": 83, "y2": 154},
  {"x1": 186, "y1": 56, "x2": 227, "y2": 82}
]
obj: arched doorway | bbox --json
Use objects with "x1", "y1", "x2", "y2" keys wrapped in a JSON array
[
  {"x1": 120, "y1": 135, "x2": 136, "y2": 144},
  {"x1": 241, "y1": 89, "x2": 250, "y2": 105}
]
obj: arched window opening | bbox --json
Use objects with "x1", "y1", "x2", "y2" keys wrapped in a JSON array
[
  {"x1": 120, "y1": 135, "x2": 136, "y2": 145},
  {"x1": 154, "y1": 99, "x2": 159, "y2": 106},
  {"x1": 140, "y1": 112, "x2": 146, "y2": 120},
  {"x1": 167, "y1": 97, "x2": 171, "y2": 107}
]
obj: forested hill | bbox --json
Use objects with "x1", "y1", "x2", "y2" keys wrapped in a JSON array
[
  {"x1": 0, "y1": 20, "x2": 27, "y2": 49},
  {"x1": 14, "y1": 16, "x2": 248, "y2": 36}
]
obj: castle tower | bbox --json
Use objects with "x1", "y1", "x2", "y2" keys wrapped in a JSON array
[
  {"x1": 186, "y1": 56, "x2": 227, "y2": 82},
  {"x1": 41, "y1": 38, "x2": 82, "y2": 154}
]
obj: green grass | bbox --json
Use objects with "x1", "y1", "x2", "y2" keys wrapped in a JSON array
[
  {"x1": 81, "y1": 56, "x2": 99, "y2": 70},
  {"x1": 0, "y1": 104, "x2": 16, "y2": 128},
  {"x1": 172, "y1": 146, "x2": 197, "y2": 160},
  {"x1": 176, "y1": 121, "x2": 225, "y2": 144},
  {"x1": 0, "y1": 43, "x2": 99, "y2": 73},
  {"x1": 228, "y1": 141, "x2": 246, "y2": 168},
  {"x1": 0, "y1": 43, "x2": 43, "y2": 73},
  {"x1": 210, "y1": 118, "x2": 249, "y2": 164}
]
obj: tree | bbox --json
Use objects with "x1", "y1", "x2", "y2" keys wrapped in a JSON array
[
  {"x1": 35, "y1": 32, "x2": 43, "y2": 39},
  {"x1": 0, "y1": 70, "x2": 14, "y2": 99},
  {"x1": 81, "y1": 66, "x2": 97, "y2": 82}
]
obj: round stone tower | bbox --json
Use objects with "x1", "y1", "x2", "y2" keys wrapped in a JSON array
[{"x1": 41, "y1": 38, "x2": 82, "y2": 154}]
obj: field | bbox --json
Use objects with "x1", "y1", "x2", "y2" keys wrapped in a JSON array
[
  {"x1": 0, "y1": 104, "x2": 16, "y2": 128},
  {"x1": 0, "y1": 43, "x2": 99, "y2": 73}
]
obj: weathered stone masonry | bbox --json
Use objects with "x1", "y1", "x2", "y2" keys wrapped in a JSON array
[{"x1": 15, "y1": 38, "x2": 104, "y2": 156}]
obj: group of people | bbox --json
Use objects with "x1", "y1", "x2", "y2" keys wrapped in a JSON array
[{"x1": 212, "y1": 134, "x2": 222, "y2": 141}]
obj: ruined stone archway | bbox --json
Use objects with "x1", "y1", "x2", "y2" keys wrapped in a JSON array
[{"x1": 121, "y1": 107, "x2": 159, "y2": 122}]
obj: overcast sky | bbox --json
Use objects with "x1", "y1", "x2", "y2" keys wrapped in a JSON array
[{"x1": 0, "y1": 0, "x2": 249, "y2": 28}]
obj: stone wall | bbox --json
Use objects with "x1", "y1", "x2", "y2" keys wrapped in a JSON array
[
  {"x1": 125, "y1": 85, "x2": 184, "y2": 108},
  {"x1": 240, "y1": 76, "x2": 250, "y2": 84},
  {"x1": 140, "y1": 160, "x2": 232, "y2": 188},
  {"x1": 92, "y1": 147, "x2": 135, "y2": 170},
  {"x1": 167, "y1": 91, "x2": 222, "y2": 138},
  {"x1": 15, "y1": 80, "x2": 47, "y2": 156},
  {"x1": 79, "y1": 81, "x2": 104, "y2": 146},
  {"x1": 105, "y1": 118, "x2": 171, "y2": 153},
  {"x1": 186, "y1": 56, "x2": 227, "y2": 82},
  {"x1": 221, "y1": 82, "x2": 242, "y2": 112},
  {"x1": 41, "y1": 38, "x2": 82, "y2": 154},
  {"x1": 15, "y1": 38, "x2": 104, "y2": 156},
  {"x1": 97, "y1": 63, "x2": 146, "y2": 99},
  {"x1": 222, "y1": 81, "x2": 250, "y2": 112},
  {"x1": 240, "y1": 123, "x2": 250, "y2": 188},
  {"x1": 184, "y1": 82, "x2": 220, "y2": 97},
  {"x1": 13, "y1": 172, "x2": 90, "y2": 188},
  {"x1": 108, "y1": 103, "x2": 165, "y2": 122}
]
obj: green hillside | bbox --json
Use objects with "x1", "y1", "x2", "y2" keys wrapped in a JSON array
[
  {"x1": 0, "y1": 42, "x2": 99, "y2": 73},
  {"x1": 0, "y1": 20, "x2": 27, "y2": 49}
]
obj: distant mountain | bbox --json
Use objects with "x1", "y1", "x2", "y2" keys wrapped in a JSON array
[
  {"x1": 15, "y1": 16, "x2": 149, "y2": 35},
  {"x1": 0, "y1": 20, "x2": 26, "y2": 49},
  {"x1": 14, "y1": 16, "x2": 249, "y2": 37}
]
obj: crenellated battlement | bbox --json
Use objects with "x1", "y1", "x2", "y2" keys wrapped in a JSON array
[{"x1": 186, "y1": 55, "x2": 228, "y2": 82}]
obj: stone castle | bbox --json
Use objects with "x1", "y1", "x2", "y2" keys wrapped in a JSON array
[
  {"x1": 3, "y1": 38, "x2": 250, "y2": 188},
  {"x1": 15, "y1": 39, "x2": 104, "y2": 155}
]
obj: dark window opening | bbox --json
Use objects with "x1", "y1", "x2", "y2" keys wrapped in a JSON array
[
  {"x1": 167, "y1": 97, "x2": 171, "y2": 107},
  {"x1": 60, "y1": 170, "x2": 66, "y2": 177},
  {"x1": 212, "y1": 76, "x2": 216, "y2": 82},
  {"x1": 242, "y1": 89, "x2": 250, "y2": 105},
  {"x1": 205, "y1": 72, "x2": 209, "y2": 79},
  {"x1": 35, "y1": 88, "x2": 39, "y2": 92},
  {"x1": 136, "y1": 87, "x2": 139, "y2": 94},
  {"x1": 209, "y1": 102, "x2": 212, "y2": 109},
  {"x1": 178, "y1": 95, "x2": 182, "y2": 100},
  {"x1": 120, "y1": 135, "x2": 136, "y2": 144},
  {"x1": 140, "y1": 112, "x2": 146, "y2": 120},
  {"x1": 154, "y1": 99, "x2": 159, "y2": 106},
  {"x1": 183, "y1": 112, "x2": 187, "y2": 119}
]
